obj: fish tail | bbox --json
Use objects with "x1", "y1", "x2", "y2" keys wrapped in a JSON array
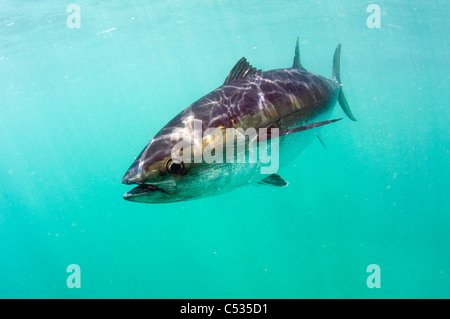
[{"x1": 333, "y1": 44, "x2": 357, "y2": 122}]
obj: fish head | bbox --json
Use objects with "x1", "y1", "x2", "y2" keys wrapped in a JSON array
[
  {"x1": 122, "y1": 135, "x2": 184, "y2": 203},
  {"x1": 121, "y1": 124, "x2": 239, "y2": 203}
]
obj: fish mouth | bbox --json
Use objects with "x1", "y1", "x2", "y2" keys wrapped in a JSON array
[{"x1": 123, "y1": 184, "x2": 166, "y2": 201}]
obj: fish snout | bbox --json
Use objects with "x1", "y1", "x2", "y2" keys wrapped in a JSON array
[{"x1": 121, "y1": 166, "x2": 143, "y2": 185}]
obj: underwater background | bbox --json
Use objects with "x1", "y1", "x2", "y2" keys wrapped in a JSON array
[{"x1": 1, "y1": 0, "x2": 449, "y2": 298}]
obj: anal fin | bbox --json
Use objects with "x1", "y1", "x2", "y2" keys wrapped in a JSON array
[{"x1": 317, "y1": 134, "x2": 328, "y2": 150}]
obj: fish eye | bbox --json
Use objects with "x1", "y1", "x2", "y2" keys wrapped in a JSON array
[{"x1": 165, "y1": 158, "x2": 185, "y2": 175}]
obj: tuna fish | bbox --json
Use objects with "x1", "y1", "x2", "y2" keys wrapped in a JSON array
[{"x1": 122, "y1": 38, "x2": 356, "y2": 203}]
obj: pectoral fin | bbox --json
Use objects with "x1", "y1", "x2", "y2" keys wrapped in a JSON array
[
  {"x1": 258, "y1": 118, "x2": 342, "y2": 141},
  {"x1": 258, "y1": 174, "x2": 289, "y2": 187}
]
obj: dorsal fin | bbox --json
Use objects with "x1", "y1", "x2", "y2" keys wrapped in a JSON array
[
  {"x1": 292, "y1": 37, "x2": 306, "y2": 71},
  {"x1": 224, "y1": 57, "x2": 260, "y2": 84}
]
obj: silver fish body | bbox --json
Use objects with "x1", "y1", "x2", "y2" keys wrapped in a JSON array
[{"x1": 122, "y1": 39, "x2": 355, "y2": 203}]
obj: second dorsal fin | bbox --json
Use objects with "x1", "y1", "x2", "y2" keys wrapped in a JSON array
[
  {"x1": 224, "y1": 57, "x2": 260, "y2": 84},
  {"x1": 292, "y1": 37, "x2": 306, "y2": 71}
]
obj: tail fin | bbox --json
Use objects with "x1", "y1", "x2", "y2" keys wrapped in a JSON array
[
  {"x1": 332, "y1": 44, "x2": 342, "y2": 83},
  {"x1": 333, "y1": 44, "x2": 357, "y2": 122}
]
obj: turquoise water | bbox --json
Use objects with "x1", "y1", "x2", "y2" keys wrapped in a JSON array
[{"x1": 1, "y1": 0, "x2": 449, "y2": 298}]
